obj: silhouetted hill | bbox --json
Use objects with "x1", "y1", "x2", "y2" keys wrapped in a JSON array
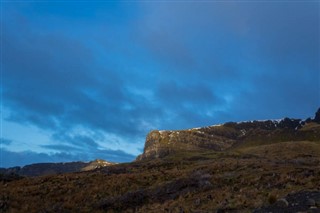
[{"x1": 0, "y1": 159, "x2": 115, "y2": 177}]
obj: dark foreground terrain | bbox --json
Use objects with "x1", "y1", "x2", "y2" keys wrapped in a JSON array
[
  {"x1": 1, "y1": 140, "x2": 320, "y2": 212},
  {"x1": 1, "y1": 110, "x2": 320, "y2": 212}
]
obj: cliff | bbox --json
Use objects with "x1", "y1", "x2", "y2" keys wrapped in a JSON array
[
  {"x1": 136, "y1": 125, "x2": 237, "y2": 161},
  {"x1": 137, "y1": 108, "x2": 320, "y2": 161}
]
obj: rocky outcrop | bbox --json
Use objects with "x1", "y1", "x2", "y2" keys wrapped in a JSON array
[
  {"x1": 81, "y1": 159, "x2": 116, "y2": 171},
  {"x1": 136, "y1": 130, "x2": 170, "y2": 161},
  {"x1": 137, "y1": 109, "x2": 320, "y2": 161},
  {"x1": 314, "y1": 108, "x2": 320, "y2": 123},
  {"x1": 136, "y1": 126, "x2": 238, "y2": 161}
]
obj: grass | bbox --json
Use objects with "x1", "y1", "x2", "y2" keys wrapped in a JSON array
[
  {"x1": 1, "y1": 122, "x2": 320, "y2": 212},
  {"x1": 1, "y1": 139, "x2": 320, "y2": 212}
]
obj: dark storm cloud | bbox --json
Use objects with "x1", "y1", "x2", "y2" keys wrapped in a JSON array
[
  {"x1": 2, "y1": 14, "x2": 161, "y2": 140},
  {"x1": 230, "y1": 69, "x2": 320, "y2": 121},
  {"x1": 143, "y1": 31, "x2": 196, "y2": 69},
  {"x1": 139, "y1": 2, "x2": 248, "y2": 77},
  {"x1": 157, "y1": 82, "x2": 222, "y2": 106},
  {"x1": 151, "y1": 81, "x2": 228, "y2": 129},
  {"x1": 3, "y1": 2, "x2": 319, "y2": 131},
  {"x1": 140, "y1": 1, "x2": 319, "y2": 122}
]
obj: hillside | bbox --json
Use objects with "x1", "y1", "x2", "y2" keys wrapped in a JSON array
[
  {"x1": 137, "y1": 109, "x2": 320, "y2": 161},
  {"x1": 0, "y1": 159, "x2": 115, "y2": 177},
  {"x1": 1, "y1": 109, "x2": 320, "y2": 212}
]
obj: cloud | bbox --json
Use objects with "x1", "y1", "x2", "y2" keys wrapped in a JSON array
[
  {"x1": 0, "y1": 138, "x2": 12, "y2": 146},
  {"x1": 41, "y1": 144, "x2": 83, "y2": 152},
  {"x1": 2, "y1": 12, "x2": 163, "y2": 141},
  {"x1": 153, "y1": 81, "x2": 228, "y2": 129},
  {"x1": 139, "y1": 1, "x2": 320, "y2": 121},
  {"x1": 1, "y1": 2, "x2": 319, "y2": 167},
  {"x1": 49, "y1": 132, "x2": 102, "y2": 152},
  {"x1": 157, "y1": 81, "x2": 224, "y2": 107}
]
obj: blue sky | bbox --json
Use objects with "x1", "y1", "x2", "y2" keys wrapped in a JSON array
[{"x1": 1, "y1": 1, "x2": 319, "y2": 167}]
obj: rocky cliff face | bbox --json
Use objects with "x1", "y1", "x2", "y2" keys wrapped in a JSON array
[
  {"x1": 314, "y1": 108, "x2": 320, "y2": 123},
  {"x1": 81, "y1": 159, "x2": 116, "y2": 171},
  {"x1": 137, "y1": 108, "x2": 320, "y2": 161},
  {"x1": 136, "y1": 126, "x2": 238, "y2": 161}
]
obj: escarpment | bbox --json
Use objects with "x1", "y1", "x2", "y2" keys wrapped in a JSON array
[
  {"x1": 136, "y1": 127, "x2": 238, "y2": 161},
  {"x1": 137, "y1": 108, "x2": 320, "y2": 161},
  {"x1": 136, "y1": 124, "x2": 246, "y2": 161}
]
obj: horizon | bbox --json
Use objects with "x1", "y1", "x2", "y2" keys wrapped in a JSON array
[
  {"x1": 1, "y1": 108, "x2": 319, "y2": 168},
  {"x1": 1, "y1": 1, "x2": 319, "y2": 168}
]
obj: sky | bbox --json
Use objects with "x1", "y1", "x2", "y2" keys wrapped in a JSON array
[{"x1": 0, "y1": 1, "x2": 319, "y2": 168}]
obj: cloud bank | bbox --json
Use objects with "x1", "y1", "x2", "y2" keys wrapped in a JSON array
[{"x1": 1, "y1": 2, "x2": 319, "y2": 167}]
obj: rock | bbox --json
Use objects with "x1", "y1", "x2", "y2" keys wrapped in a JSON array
[
  {"x1": 275, "y1": 198, "x2": 289, "y2": 207},
  {"x1": 278, "y1": 118, "x2": 302, "y2": 129},
  {"x1": 199, "y1": 180, "x2": 213, "y2": 189},
  {"x1": 136, "y1": 109, "x2": 320, "y2": 161},
  {"x1": 307, "y1": 199, "x2": 316, "y2": 207},
  {"x1": 81, "y1": 159, "x2": 115, "y2": 171},
  {"x1": 179, "y1": 206, "x2": 184, "y2": 213},
  {"x1": 254, "y1": 191, "x2": 320, "y2": 213},
  {"x1": 314, "y1": 108, "x2": 320, "y2": 123},
  {"x1": 136, "y1": 127, "x2": 237, "y2": 161},
  {"x1": 135, "y1": 130, "x2": 168, "y2": 161},
  {"x1": 306, "y1": 117, "x2": 313, "y2": 123},
  {"x1": 194, "y1": 198, "x2": 201, "y2": 206},
  {"x1": 99, "y1": 189, "x2": 147, "y2": 211},
  {"x1": 0, "y1": 196, "x2": 9, "y2": 211}
]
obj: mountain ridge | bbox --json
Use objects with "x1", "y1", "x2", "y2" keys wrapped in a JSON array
[
  {"x1": 137, "y1": 108, "x2": 320, "y2": 161},
  {"x1": 0, "y1": 159, "x2": 115, "y2": 177}
]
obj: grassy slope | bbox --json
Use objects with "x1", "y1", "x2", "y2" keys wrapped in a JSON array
[
  {"x1": 1, "y1": 123, "x2": 320, "y2": 212},
  {"x1": 1, "y1": 141, "x2": 320, "y2": 212}
]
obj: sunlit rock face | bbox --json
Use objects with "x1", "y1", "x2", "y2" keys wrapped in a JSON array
[
  {"x1": 0, "y1": 159, "x2": 115, "y2": 177},
  {"x1": 136, "y1": 108, "x2": 320, "y2": 161},
  {"x1": 136, "y1": 125, "x2": 239, "y2": 161}
]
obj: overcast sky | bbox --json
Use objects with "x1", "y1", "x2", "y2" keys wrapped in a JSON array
[{"x1": 1, "y1": 1, "x2": 319, "y2": 167}]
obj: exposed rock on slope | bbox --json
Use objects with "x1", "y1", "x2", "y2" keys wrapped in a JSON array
[
  {"x1": 0, "y1": 159, "x2": 115, "y2": 177},
  {"x1": 137, "y1": 108, "x2": 320, "y2": 161},
  {"x1": 254, "y1": 191, "x2": 320, "y2": 213},
  {"x1": 136, "y1": 126, "x2": 237, "y2": 161},
  {"x1": 314, "y1": 108, "x2": 320, "y2": 123},
  {"x1": 81, "y1": 159, "x2": 116, "y2": 171}
]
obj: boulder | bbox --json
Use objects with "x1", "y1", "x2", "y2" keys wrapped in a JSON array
[{"x1": 314, "y1": 108, "x2": 320, "y2": 123}]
